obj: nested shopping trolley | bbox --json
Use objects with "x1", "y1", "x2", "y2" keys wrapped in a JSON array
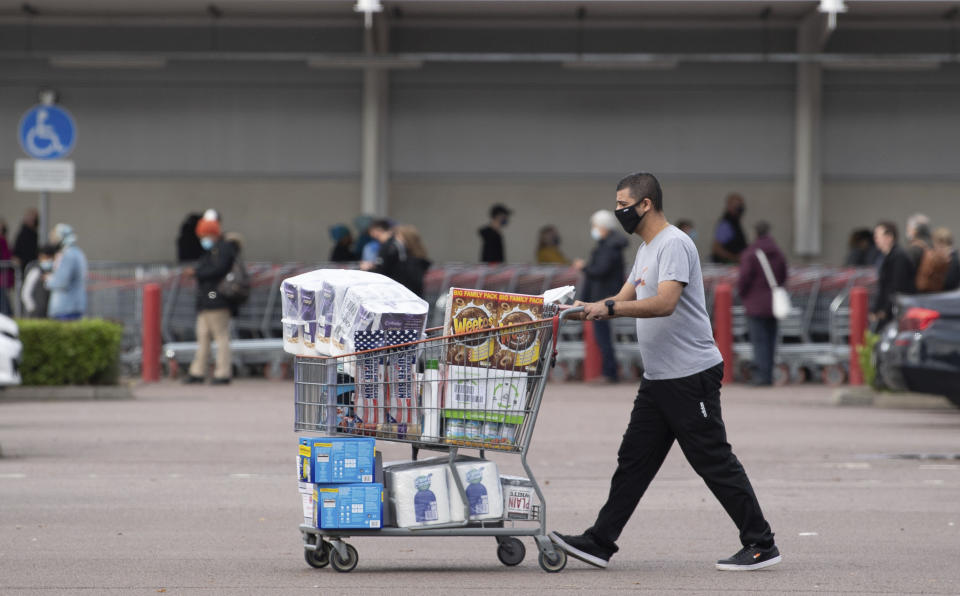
[{"x1": 293, "y1": 306, "x2": 584, "y2": 573}]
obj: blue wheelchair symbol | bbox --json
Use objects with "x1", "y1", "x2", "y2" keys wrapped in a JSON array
[{"x1": 18, "y1": 105, "x2": 76, "y2": 159}]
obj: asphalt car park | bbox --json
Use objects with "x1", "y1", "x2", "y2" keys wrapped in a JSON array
[{"x1": 1, "y1": 380, "x2": 959, "y2": 595}]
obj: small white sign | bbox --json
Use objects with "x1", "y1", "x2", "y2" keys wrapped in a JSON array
[{"x1": 14, "y1": 158, "x2": 75, "y2": 192}]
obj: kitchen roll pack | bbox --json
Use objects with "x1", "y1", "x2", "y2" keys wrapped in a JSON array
[
  {"x1": 383, "y1": 457, "x2": 502, "y2": 527},
  {"x1": 383, "y1": 461, "x2": 453, "y2": 528}
]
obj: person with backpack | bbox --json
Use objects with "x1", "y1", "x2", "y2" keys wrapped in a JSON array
[{"x1": 183, "y1": 216, "x2": 240, "y2": 385}]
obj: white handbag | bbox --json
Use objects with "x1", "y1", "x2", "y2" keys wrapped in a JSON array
[{"x1": 755, "y1": 248, "x2": 791, "y2": 320}]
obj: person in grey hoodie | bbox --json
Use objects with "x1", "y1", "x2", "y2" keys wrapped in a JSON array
[
  {"x1": 574, "y1": 210, "x2": 628, "y2": 383},
  {"x1": 45, "y1": 223, "x2": 87, "y2": 321}
]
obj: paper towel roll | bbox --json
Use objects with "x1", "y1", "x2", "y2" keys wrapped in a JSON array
[
  {"x1": 387, "y1": 464, "x2": 452, "y2": 528},
  {"x1": 448, "y1": 459, "x2": 503, "y2": 522}
]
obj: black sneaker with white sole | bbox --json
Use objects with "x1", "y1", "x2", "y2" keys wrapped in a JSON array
[
  {"x1": 716, "y1": 544, "x2": 782, "y2": 571},
  {"x1": 549, "y1": 531, "x2": 615, "y2": 568}
]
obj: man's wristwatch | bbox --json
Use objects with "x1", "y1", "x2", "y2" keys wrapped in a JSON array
[{"x1": 605, "y1": 300, "x2": 616, "y2": 317}]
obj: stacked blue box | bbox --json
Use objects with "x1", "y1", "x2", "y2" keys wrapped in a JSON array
[
  {"x1": 298, "y1": 437, "x2": 377, "y2": 484},
  {"x1": 314, "y1": 483, "x2": 384, "y2": 529}
]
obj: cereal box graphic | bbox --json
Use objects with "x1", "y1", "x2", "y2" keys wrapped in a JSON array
[{"x1": 443, "y1": 288, "x2": 545, "y2": 371}]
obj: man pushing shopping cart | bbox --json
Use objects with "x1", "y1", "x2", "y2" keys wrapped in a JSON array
[{"x1": 550, "y1": 172, "x2": 781, "y2": 572}]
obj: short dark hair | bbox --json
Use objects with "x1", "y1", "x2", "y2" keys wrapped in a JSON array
[
  {"x1": 875, "y1": 221, "x2": 898, "y2": 243},
  {"x1": 754, "y1": 221, "x2": 771, "y2": 237},
  {"x1": 39, "y1": 244, "x2": 59, "y2": 257},
  {"x1": 616, "y1": 172, "x2": 663, "y2": 211},
  {"x1": 913, "y1": 223, "x2": 932, "y2": 243},
  {"x1": 369, "y1": 218, "x2": 392, "y2": 232},
  {"x1": 490, "y1": 204, "x2": 511, "y2": 219}
]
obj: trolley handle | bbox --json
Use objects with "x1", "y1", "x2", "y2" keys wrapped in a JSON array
[{"x1": 550, "y1": 306, "x2": 584, "y2": 369}]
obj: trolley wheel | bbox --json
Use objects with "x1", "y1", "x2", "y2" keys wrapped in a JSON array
[
  {"x1": 822, "y1": 364, "x2": 847, "y2": 386},
  {"x1": 772, "y1": 364, "x2": 791, "y2": 386},
  {"x1": 329, "y1": 543, "x2": 359, "y2": 573},
  {"x1": 496, "y1": 537, "x2": 526, "y2": 566},
  {"x1": 304, "y1": 541, "x2": 331, "y2": 569},
  {"x1": 793, "y1": 366, "x2": 811, "y2": 384},
  {"x1": 538, "y1": 548, "x2": 567, "y2": 573}
]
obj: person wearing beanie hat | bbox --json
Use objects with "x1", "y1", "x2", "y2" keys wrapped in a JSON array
[
  {"x1": 184, "y1": 215, "x2": 236, "y2": 385},
  {"x1": 329, "y1": 224, "x2": 354, "y2": 263},
  {"x1": 572, "y1": 209, "x2": 629, "y2": 384}
]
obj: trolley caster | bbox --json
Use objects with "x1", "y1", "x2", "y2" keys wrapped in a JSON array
[
  {"x1": 304, "y1": 541, "x2": 331, "y2": 569},
  {"x1": 496, "y1": 537, "x2": 526, "y2": 566},
  {"x1": 329, "y1": 542, "x2": 359, "y2": 573},
  {"x1": 772, "y1": 364, "x2": 791, "y2": 386},
  {"x1": 538, "y1": 548, "x2": 567, "y2": 573},
  {"x1": 822, "y1": 364, "x2": 847, "y2": 386}
]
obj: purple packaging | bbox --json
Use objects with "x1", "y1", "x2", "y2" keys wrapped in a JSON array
[{"x1": 281, "y1": 281, "x2": 299, "y2": 321}]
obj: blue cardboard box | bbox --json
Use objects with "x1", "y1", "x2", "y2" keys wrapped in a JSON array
[
  {"x1": 313, "y1": 483, "x2": 383, "y2": 530},
  {"x1": 298, "y1": 437, "x2": 376, "y2": 484}
]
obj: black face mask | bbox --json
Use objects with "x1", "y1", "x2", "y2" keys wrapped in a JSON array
[{"x1": 615, "y1": 201, "x2": 647, "y2": 235}]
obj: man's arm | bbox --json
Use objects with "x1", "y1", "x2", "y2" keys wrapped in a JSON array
[{"x1": 575, "y1": 280, "x2": 684, "y2": 321}]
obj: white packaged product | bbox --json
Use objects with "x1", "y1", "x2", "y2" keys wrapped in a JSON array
[
  {"x1": 500, "y1": 475, "x2": 537, "y2": 520},
  {"x1": 330, "y1": 283, "x2": 427, "y2": 356},
  {"x1": 445, "y1": 365, "x2": 529, "y2": 419},
  {"x1": 385, "y1": 463, "x2": 452, "y2": 528},
  {"x1": 278, "y1": 269, "x2": 396, "y2": 356},
  {"x1": 448, "y1": 459, "x2": 503, "y2": 522}
]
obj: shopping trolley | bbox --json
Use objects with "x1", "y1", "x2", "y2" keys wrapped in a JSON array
[{"x1": 293, "y1": 305, "x2": 584, "y2": 573}]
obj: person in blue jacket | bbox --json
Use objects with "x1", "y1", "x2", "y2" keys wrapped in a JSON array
[{"x1": 45, "y1": 223, "x2": 87, "y2": 321}]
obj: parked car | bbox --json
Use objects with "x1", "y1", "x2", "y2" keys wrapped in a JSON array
[
  {"x1": 0, "y1": 314, "x2": 22, "y2": 387},
  {"x1": 875, "y1": 290, "x2": 960, "y2": 407}
]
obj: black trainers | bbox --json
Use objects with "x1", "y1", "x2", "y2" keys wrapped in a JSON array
[
  {"x1": 182, "y1": 375, "x2": 204, "y2": 385},
  {"x1": 211, "y1": 377, "x2": 231, "y2": 385},
  {"x1": 716, "y1": 544, "x2": 781, "y2": 571},
  {"x1": 549, "y1": 531, "x2": 614, "y2": 568}
]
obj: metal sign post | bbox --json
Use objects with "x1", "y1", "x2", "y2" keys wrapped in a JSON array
[{"x1": 15, "y1": 97, "x2": 76, "y2": 242}]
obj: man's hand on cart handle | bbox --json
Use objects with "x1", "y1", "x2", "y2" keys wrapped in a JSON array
[{"x1": 568, "y1": 300, "x2": 610, "y2": 321}]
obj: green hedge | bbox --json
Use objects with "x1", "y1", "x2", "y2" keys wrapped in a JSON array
[{"x1": 16, "y1": 319, "x2": 123, "y2": 386}]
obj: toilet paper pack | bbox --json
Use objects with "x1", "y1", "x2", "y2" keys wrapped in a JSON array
[
  {"x1": 383, "y1": 457, "x2": 502, "y2": 526},
  {"x1": 331, "y1": 284, "x2": 427, "y2": 357},
  {"x1": 279, "y1": 269, "x2": 397, "y2": 356}
]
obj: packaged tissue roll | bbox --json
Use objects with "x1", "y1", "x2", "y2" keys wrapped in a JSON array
[
  {"x1": 279, "y1": 269, "x2": 396, "y2": 357},
  {"x1": 448, "y1": 459, "x2": 503, "y2": 522},
  {"x1": 384, "y1": 462, "x2": 452, "y2": 528},
  {"x1": 331, "y1": 283, "x2": 427, "y2": 356}
]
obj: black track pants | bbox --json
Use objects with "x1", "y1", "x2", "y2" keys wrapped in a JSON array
[{"x1": 586, "y1": 362, "x2": 774, "y2": 550}]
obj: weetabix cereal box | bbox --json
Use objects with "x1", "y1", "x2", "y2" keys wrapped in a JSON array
[{"x1": 443, "y1": 288, "x2": 545, "y2": 372}]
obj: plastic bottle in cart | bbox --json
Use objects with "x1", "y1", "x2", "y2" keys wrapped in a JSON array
[
  {"x1": 414, "y1": 473, "x2": 439, "y2": 523},
  {"x1": 465, "y1": 467, "x2": 489, "y2": 515},
  {"x1": 421, "y1": 359, "x2": 441, "y2": 440}
]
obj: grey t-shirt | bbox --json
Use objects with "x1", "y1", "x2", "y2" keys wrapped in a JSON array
[{"x1": 629, "y1": 225, "x2": 722, "y2": 380}]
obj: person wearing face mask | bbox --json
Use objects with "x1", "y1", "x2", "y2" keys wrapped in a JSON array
[
  {"x1": 20, "y1": 244, "x2": 58, "y2": 318},
  {"x1": 479, "y1": 204, "x2": 511, "y2": 264},
  {"x1": 551, "y1": 172, "x2": 780, "y2": 573},
  {"x1": 184, "y1": 216, "x2": 237, "y2": 385},
  {"x1": 572, "y1": 210, "x2": 627, "y2": 383},
  {"x1": 711, "y1": 193, "x2": 748, "y2": 264},
  {"x1": 44, "y1": 223, "x2": 88, "y2": 321}
]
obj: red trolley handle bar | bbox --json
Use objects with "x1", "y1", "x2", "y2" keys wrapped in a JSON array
[{"x1": 551, "y1": 305, "x2": 584, "y2": 369}]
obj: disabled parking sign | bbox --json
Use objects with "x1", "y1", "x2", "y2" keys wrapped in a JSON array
[{"x1": 18, "y1": 105, "x2": 76, "y2": 159}]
